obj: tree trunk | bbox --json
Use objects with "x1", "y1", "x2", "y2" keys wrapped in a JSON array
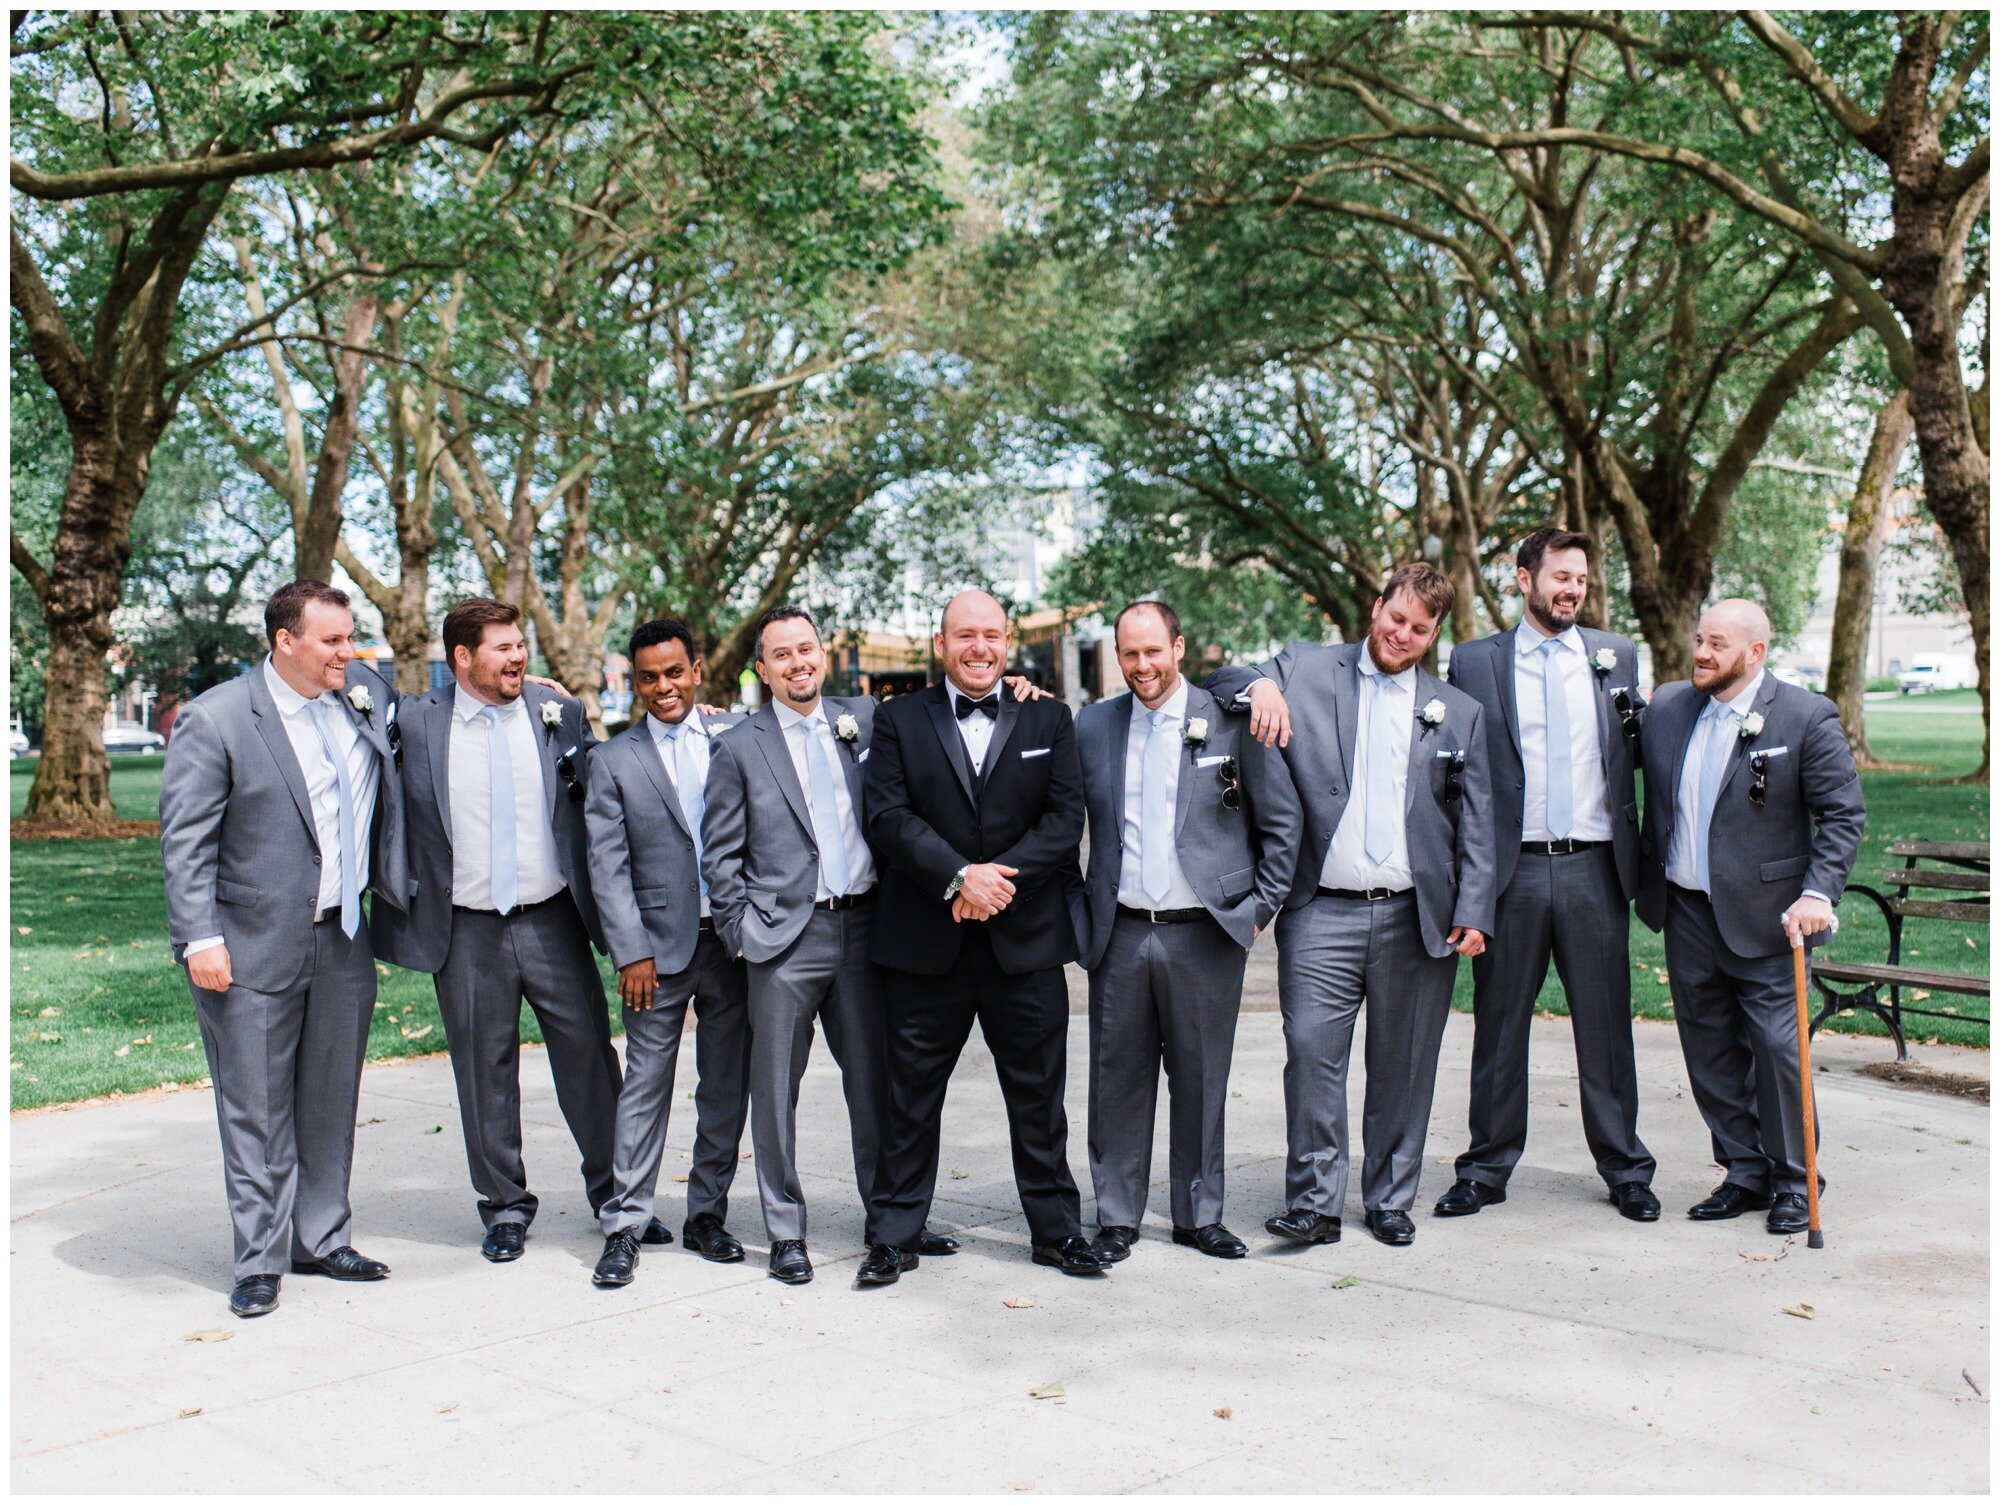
[
  {"x1": 1826, "y1": 389, "x2": 1914, "y2": 765},
  {"x1": 293, "y1": 290, "x2": 381, "y2": 581}
]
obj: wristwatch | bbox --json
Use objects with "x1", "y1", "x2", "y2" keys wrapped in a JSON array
[{"x1": 943, "y1": 866, "x2": 969, "y2": 901}]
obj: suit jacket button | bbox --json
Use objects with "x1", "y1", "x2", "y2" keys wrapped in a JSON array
[
  {"x1": 687, "y1": 883, "x2": 697, "y2": 892},
  {"x1": 444, "y1": 886, "x2": 452, "y2": 896}
]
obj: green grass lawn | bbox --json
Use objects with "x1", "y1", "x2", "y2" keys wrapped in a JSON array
[{"x1": 9, "y1": 705, "x2": 1991, "y2": 1110}]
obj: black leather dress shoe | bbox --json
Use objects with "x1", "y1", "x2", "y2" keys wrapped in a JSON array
[
  {"x1": 1091, "y1": 1225, "x2": 1139, "y2": 1263},
  {"x1": 1173, "y1": 1223, "x2": 1248, "y2": 1259},
  {"x1": 1264, "y1": 1207, "x2": 1341, "y2": 1244},
  {"x1": 682, "y1": 1213, "x2": 746, "y2": 1263},
  {"x1": 641, "y1": 1217, "x2": 675, "y2": 1246},
  {"x1": 857, "y1": 1243, "x2": 918, "y2": 1286},
  {"x1": 480, "y1": 1223, "x2": 528, "y2": 1263},
  {"x1": 290, "y1": 1246, "x2": 390, "y2": 1280},
  {"x1": 1609, "y1": 1182, "x2": 1662, "y2": 1222},
  {"x1": 1687, "y1": 1183, "x2": 1775, "y2": 1221},
  {"x1": 1433, "y1": 1178, "x2": 1506, "y2": 1218},
  {"x1": 593, "y1": 1231, "x2": 641, "y2": 1287},
  {"x1": 915, "y1": 1227, "x2": 959, "y2": 1257},
  {"x1": 1767, "y1": 1192, "x2": 1810, "y2": 1234},
  {"x1": 768, "y1": 1239, "x2": 813, "y2": 1285},
  {"x1": 1364, "y1": 1209, "x2": 1417, "y2": 1246},
  {"x1": 1031, "y1": 1235, "x2": 1108, "y2": 1275},
  {"x1": 229, "y1": 1274, "x2": 281, "y2": 1318}
]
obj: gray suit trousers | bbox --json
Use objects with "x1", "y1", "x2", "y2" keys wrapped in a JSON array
[
  {"x1": 1087, "y1": 913, "x2": 1247, "y2": 1230},
  {"x1": 1458, "y1": 846, "x2": 1655, "y2": 1191},
  {"x1": 1276, "y1": 892, "x2": 1456, "y2": 1214},
  {"x1": 599, "y1": 931, "x2": 751, "y2": 1237},
  {"x1": 1665, "y1": 886, "x2": 1823, "y2": 1197},
  {"x1": 191, "y1": 917, "x2": 375, "y2": 1281},
  {"x1": 745, "y1": 904, "x2": 888, "y2": 1242},
  {"x1": 434, "y1": 899, "x2": 621, "y2": 1229}
]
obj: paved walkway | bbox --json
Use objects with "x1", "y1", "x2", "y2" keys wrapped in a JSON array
[{"x1": 11, "y1": 996, "x2": 1989, "y2": 1493}]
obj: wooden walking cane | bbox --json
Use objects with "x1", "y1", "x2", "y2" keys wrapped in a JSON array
[{"x1": 1791, "y1": 937, "x2": 1825, "y2": 1249}]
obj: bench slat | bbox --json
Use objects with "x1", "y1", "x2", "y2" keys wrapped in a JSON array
[
  {"x1": 1814, "y1": 962, "x2": 1990, "y2": 996},
  {"x1": 1889, "y1": 898, "x2": 1990, "y2": 922},
  {"x1": 1889, "y1": 839, "x2": 1990, "y2": 862},
  {"x1": 1881, "y1": 867, "x2": 1991, "y2": 891}
]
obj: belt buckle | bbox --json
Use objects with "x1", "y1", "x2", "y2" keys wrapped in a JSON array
[
  {"x1": 1146, "y1": 908, "x2": 1163, "y2": 924},
  {"x1": 1366, "y1": 887, "x2": 1388, "y2": 901}
]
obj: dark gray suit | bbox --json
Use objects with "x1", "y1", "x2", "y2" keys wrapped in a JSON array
[
  {"x1": 159, "y1": 658, "x2": 405, "y2": 1280},
  {"x1": 1445, "y1": 625, "x2": 1654, "y2": 1194},
  {"x1": 1209, "y1": 644, "x2": 1496, "y2": 1215},
  {"x1": 1073, "y1": 683, "x2": 1301, "y2": 1230},
  {"x1": 702, "y1": 696, "x2": 887, "y2": 1243},
  {"x1": 372, "y1": 682, "x2": 621, "y2": 1231},
  {"x1": 585, "y1": 713, "x2": 750, "y2": 1238},
  {"x1": 1636, "y1": 673, "x2": 1865, "y2": 1196}
]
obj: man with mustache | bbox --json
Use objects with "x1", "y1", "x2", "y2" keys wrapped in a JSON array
[
  {"x1": 862, "y1": 591, "x2": 1102, "y2": 1281},
  {"x1": 1212, "y1": 563, "x2": 1496, "y2": 1247},
  {"x1": 1636, "y1": 600, "x2": 1864, "y2": 1235},
  {"x1": 1433, "y1": 527, "x2": 1660, "y2": 1224}
]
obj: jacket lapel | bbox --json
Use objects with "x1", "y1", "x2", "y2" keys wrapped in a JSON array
[
  {"x1": 425, "y1": 692, "x2": 453, "y2": 838},
  {"x1": 339, "y1": 666, "x2": 392, "y2": 763},
  {"x1": 828, "y1": 700, "x2": 867, "y2": 809},
  {"x1": 247, "y1": 662, "x2": 319, "y2": 847},
  {"x1": 524, "y1": 686, "x2": 562, "y2": 821},
  {"x1": 1667, "y1": 687, "x2": 1706, "y2": 814},
  {"x1": 1332, "y1": 645, "x2": 1361, "y2": 790},
  {"x1": 1405, "y1": 668, "x2": 1440, "y2": 813},
  {"x1": 1174, "y1": 684, "x2": 1209, "y2": 838},
  {"x1": 1579, "y1": 629, "x2": 1617, "y2": 769},
  {"x1": 753, "y1": 707, "x2": 814, "y2": 836},
  {"x1": 924, "y1": 684, "x2": 978, "y2": 808},
  {"x1": 1717, "y1": 674, "x2": 1781, "y2": 797},
  {"x1": 630, "y1": 719, "x2": 689, "y2": 839},
  {"x1": 1492, "y1": 630, "x2": 1525, "y2": 758}
]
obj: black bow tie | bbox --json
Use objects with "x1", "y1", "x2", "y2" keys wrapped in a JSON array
[{"x1": 955, "y1": 693, "x2": 1000, "y2": 721}]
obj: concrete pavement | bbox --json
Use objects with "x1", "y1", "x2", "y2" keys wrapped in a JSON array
[{"x1": 10, "y1": 975, "x2": 1990, "y2": 1493}]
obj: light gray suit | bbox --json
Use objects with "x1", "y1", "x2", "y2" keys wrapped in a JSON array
[
  {"x1": 702, "y1": 696, "x2": 888, "y2": 1242},
  {"x1": 1073, "y1": 683, "x2": 1301, "y2": 1230},
  {"x1": 1208, "y1": 644, "x2": 1496, "y2": 1215},
  {"x1": 585, "y1": 713, "x2": 751, "y2": 1237},
  {"x1": 159, "y1": 658, "x2": 404, "y2": 1281}
]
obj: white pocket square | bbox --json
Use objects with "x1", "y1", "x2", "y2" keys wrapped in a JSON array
[
  {"x1": 1195, "y1": 754, "x2": 1229, "y2": 768},
  {"x1": 857, "y1": 747, "x2": 871, "y2": 763},
  {"x1": 1754, "y1": 746, "x2": 1790, "y2": 758},
  {"x1": 1019, "y1": 747, "x2": 1051, "y2": 760},
  {"x1": 1434, "y1": 748, "x2": 1465, "y2": 759}
]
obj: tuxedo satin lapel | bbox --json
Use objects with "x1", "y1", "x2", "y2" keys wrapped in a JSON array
[
  {"x1": 924, "y1": 686, "x2": 978, "y2": 808},
  {"x1": 1174, "y1": 683, "x2": 1210, "y2": 838},
  {"x1": 1333, "y1": 645, "x2": 1361, "y2": 791},
  {"x1": 752, "y1": 709, "x2": 814, "y2": 837},
  {"x1": 247, "y1": 667, "x2": 319, "y2": 846},
  {"x1": 631, "y1": 720, "x2": 689, "y2": 839},
  {"x1": 424, "y1": 692, "x2": 453, "y2": 838},
  {"x1": 1492, "y1": 634, "x2": 1524, "y2": 758},
  {"x1": 985, "y1": 688, "x2": 1022, "y2": 775}
]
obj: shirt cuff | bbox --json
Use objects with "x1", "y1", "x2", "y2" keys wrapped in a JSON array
[
  {"x1": 1231, "y1": 675, "x2": 1270, "y2": 710},
  {"x1": 1800, "y1": 890, "x2": 1831, "y2": 905},
  {"x1": 184, "y1": 936, "x2": 225, "y2": 958}
]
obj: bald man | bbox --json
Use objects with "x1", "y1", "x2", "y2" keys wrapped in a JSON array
[
  {"x1": 861, "y1": 592, "x2": 1102, "y2": 1280},
  {"x1": 1634, "y1": 600, "x2": 1865, "y2": 1236}
]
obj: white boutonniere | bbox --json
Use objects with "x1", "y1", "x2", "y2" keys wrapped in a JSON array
[
  {"x1": 346, "y1": 684, "x2": 374, "y2": 715},
  {"x1": 834, "y1": 713, "x2": 859, "y2": 743},
  {"x1": 1182, "y1": 716, "x2": 1209, "y2": 747},
  {"x1": 1591, "y1": 648, "x2": 1617, "y2": 677},
  {"x1": 540, "y1": 700, "x2": 564, "y2": 730},
  {"x1": 1420, "y1": 698, "x2": 1447, "y2": 726},
  {"x1": 1739, "y1": 711, "x2": 1765, "y2": 741}
]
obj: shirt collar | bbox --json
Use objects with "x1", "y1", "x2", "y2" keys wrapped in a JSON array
[
  {"x1": 945, "y1": 679, "x2": 1003, "y2": 709},
  {"x1": 1515, "y1": 619, "x2": 1584, "y2": 657},
  {"x1": 649, "y1": 711, "x2": 704, "y2": 744},
  {"x1": 773, "y1": 698, "x2": 824, "y2": 732},
  {"x1": 263, "y1": 657, "x2": 331, "y2": 718},
  {"x1": 1359, "y1": 644, "x2": 1416, "y2": 692},
  {"x1": 1709, "y1": 669, "x2": 1765, "y2": 717},
  {"x1": 453, "y1": 684, "x2": 517, "y2": 724},
  {"x1": 1136, "y1": 678, "x2": 1190, "y2": 723}
]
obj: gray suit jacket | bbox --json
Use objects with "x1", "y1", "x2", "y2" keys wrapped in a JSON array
[
  {"x1": 701, "y1": 695, "x2": 875, "y2": 964},
  {"x1": 585, "y1": 712, "x2": 742, "y2": 974},
  {"x1": 1207, "y1": 643, "x2": 1497, "y2": 958},
  {"x1": 370, "y1": 681, "x2": 601, "y2": 974},
  {"x1": 159, "y1": 658, "x2": 406, "y2": 993},
  {"x1": 1635, "y1": 674, "x2": 1866, "y2": 958},
  {"x1": 1445, "y1": 624, "x2": 1643, "y2": 900},
  {"x1": 1072, "y1": 682, "x2": 1302, "y2": 967}
]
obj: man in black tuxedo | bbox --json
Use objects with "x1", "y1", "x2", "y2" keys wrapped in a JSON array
[{"x1": 861, "y1": 591, "x2": 1104, "y2": 1281}]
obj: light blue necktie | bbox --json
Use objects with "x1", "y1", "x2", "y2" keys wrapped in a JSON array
[
  {"x1": 1690, "y1": 702, "x2": 1737, "y2": 893},
  {"x1": 1540, "y1": 637, "x2": 1574, "y2": 839},
  {"x1": 804, "y1": 718, "x2": 852, "y2": 896},
  {"x1": 482, "y1": 705, "x2": 519, "y2": 913},
  {"x1": 305, "y1": 699, "x2": 361, "y2": 937},
  {"x1": 1140, "y1": 708, "x2": 1175, "y2": 903},
  {"x1": 663, "y1": 719, "x2": 707, "y2": 900},
  {"x1": 1362, "y1": 668, "x2": 1397, "y2": 866}
]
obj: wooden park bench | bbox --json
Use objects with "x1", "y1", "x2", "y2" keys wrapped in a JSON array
[{"x1": 1811, "y1": 840, "x2": 1989, "y2": 1061}]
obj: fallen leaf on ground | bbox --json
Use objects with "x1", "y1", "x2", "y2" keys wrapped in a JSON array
[
  {"x1": 1330, "y1": 1276, "x2": 1358, "y2": 1290},
  {"x1": 1810, "y1": 1405, "x2": 1826, "y2": 1415},
  {"x1": 778, "y1": 1298, "x2": 793, "y2": 1307},
  {"x1": 1213, "y1": 1406, "x2": 1233, "y2": 1419},
  {"x1": 183, "y1": 1328, "x2": 233, "y2": 1343},
  {"x1": 951, "y1": 1170, "x2": 969, "y2": 1180},
  {"x1": 671, "y1": 1174, "x2": 689, "y2": 1183},
  {"x1": 1029, "y1": 1380, "x2": 1065, "y2": 1400},
  {"x1": 400, "y1": 1025, "x2": 432, "y2": 1041},
  {"x1": 179, "y1": 1407, "x2": 202, "y2": 1418},
  {"x1": 1011, "y1": 1483, "x2": 1035, "y2": 1492},
  {"x1": 1003, "y1": 1297, "x2": 1037, "y2": 1309},
  {"x1": 425, "y1": 1125, "x2": 443, "y2": 1134},
  {"x1": 436, "y1": 1401, "x2": 458, "y2": 1415},
  {"x1": 1782, "y1": 1303, "x2": 1817, "y2": 1320}
]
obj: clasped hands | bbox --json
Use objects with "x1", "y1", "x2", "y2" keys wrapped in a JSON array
[{"x1": 951, "y1": 863, "x2": 1020, "y2": 923}]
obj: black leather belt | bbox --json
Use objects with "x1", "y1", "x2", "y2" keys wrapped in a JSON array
[
  {"x1": 815, "y1": 890, "x2": 873, "y2": 912},
  {"x1": 314, "y1": 906, "x2": 343, "y2": 925},
  {"x1": 1521, "y1": 839, "x2": 1611, "y2": 855},
  {"x1": 697, "y1": 917, "x2": 717, "y2": 936},
  {"x1": 1317, "y1": 886, "x2": 1411, "y2": 902},
  {"x1": 455, "y1": 894, "x2": 564, "y2": 920},
  {"x1": 1116, "y1": 904, "x2": 1209, "y2": 925}
]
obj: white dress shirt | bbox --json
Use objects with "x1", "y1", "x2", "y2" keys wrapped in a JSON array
[
  {"x1": 1514, "y1": 621, "x2": 1613, "y2": 842},
  {"x1": 773, "y1": 699, "x2": 876, "y2": 900},
  {"x1": 448, "y1": 687, "x2": 562, "y2": 911},
  {"x1": 945, "y1": 680, "x2": 1001, "y2": 773},
  {"x1": 1320, "y1": 646, "x2": 1416, "y2": 892},
  {"x1": 186, "y1": 659, "x2": 382, "y2": 957},
  {"x1": 650, "y1": 712, "x2": 713, "y2": 918},
  {"x1": 1665, "y1": 669, "x2": 1764, "y2": 893},
  {"x1": 1115, "y1": 680, "x2": 1203, "y2": 910}
]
